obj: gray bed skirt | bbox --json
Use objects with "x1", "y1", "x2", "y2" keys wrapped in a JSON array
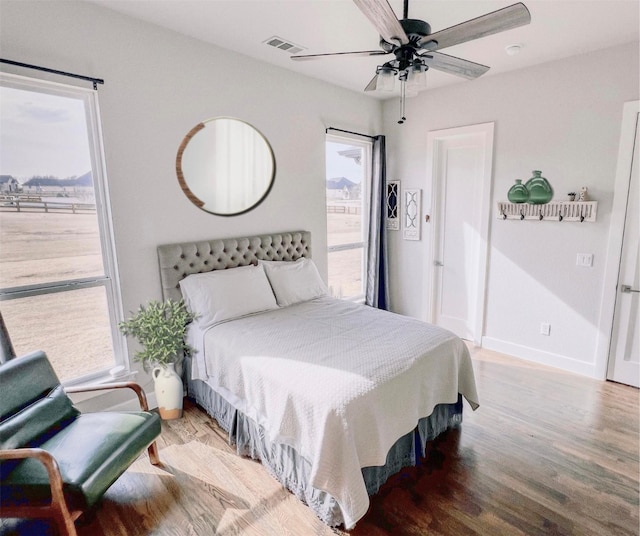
[{"x1": 185, "y1": 361, "x2": 463, "y2": 527}]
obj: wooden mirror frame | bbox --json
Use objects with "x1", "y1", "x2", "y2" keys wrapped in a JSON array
[{"x1": 176, "y1": 118, "x2": 275, "y2": 216}]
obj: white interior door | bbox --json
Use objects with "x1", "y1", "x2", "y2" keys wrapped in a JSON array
[
  {"x1": 427, "y1": 123, "x2": 494, "y2": 343},
  {"x1": 607, "y1": 112, "x2": 639, "y2": 387}
]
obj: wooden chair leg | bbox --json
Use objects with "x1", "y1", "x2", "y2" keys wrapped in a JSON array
[
  {"x1": 148, "y1": 441, "x2": 160, "y2": 465},
  {"x1": 48, "y1": 456, "x2": 81, "y2": 536},
  {"x1": 52, "y1": 507, "x2": 79, "y2": 536}
]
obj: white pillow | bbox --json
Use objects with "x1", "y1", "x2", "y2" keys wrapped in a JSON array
[
  {"x1": 179, "y1": 264, "x2": 278, "y2": 327},
  {"x1": 260, "y1": 258, "x2": 327, "y2": 307}
]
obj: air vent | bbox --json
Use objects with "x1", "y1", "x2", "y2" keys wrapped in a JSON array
[{"x1": 264, "y1": 36, "x2": 305, "y2": 55}]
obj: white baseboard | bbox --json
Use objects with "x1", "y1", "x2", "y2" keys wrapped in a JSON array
[{"x1": 481, "y1": 337, "x2": 598, "y2": 378}]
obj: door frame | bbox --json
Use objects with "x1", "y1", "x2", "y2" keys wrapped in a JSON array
[
  {"x1": 596, "y1": 100, "x2": 639, "y2": 380},
  {"x1": 425, "y1": 122, "x2": 494, "y2": 345}
]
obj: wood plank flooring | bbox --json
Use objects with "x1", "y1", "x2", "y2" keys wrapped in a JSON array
[{"x1": 2, "y1": 348, "x2": 638, "y2": 535}]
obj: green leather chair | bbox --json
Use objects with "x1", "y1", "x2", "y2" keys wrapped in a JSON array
[{"x1": 0, "y1": 350, "x2": 162, "y2": 535}]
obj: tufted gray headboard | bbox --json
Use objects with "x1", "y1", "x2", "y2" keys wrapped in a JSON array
[{"x1": 157, "y1": 231, "x2": 311, "y2": 302}]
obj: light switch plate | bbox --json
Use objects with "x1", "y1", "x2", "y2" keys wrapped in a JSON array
[{"x1": 576, "y1": 253, "x2": 593, "y2": 267}]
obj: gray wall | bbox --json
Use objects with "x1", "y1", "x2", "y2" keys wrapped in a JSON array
[
  {"x1": 0, "y1": 0, "x2": 382, "y2": 406},
  {"x1": 383, "y1": 42, "x2": 639, "y2": 377},
  {"x1": 3, "y1": 0, "x2": 638, "y2": 402}
]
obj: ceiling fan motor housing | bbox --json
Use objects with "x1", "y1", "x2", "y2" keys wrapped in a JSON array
[{"x1": 380, "y1": 18, "x2": 432, "y2": 51}]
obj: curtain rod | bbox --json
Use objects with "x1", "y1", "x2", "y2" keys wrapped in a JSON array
[
  {"x1": 0, "y1": 59, "x2": 104, "y2": 90},
  {"x1": 325, "y1": 127, "x2": 376, "y2": 140}
]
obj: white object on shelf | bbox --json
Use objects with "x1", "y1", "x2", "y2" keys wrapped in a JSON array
[
  {"x1": 579, "y1": 187, "x2": 589, "y2": 201},
  {"x1": 497, "y1": 201, "x2": 597, "y2": 222}
]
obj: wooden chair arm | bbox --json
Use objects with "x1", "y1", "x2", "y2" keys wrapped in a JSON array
[
  {"x1": 0, "y1": 448, "x2": 67, "y2": 509},
  {"x1": 0, "y1": 448, "x2": 82, "y2": 534},
  {"x1": 65, "y1": 382, "x2": 150, "y2": 411}
]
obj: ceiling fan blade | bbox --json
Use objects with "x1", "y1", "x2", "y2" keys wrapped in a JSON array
[
  {"x1": 418, "y1": 3, "x2": 531, "y2": 51},
  {"x1": 364, "y1": 74, "x2": 379, "y2": 91},
  {"x1": 420, "y1": 51, "x2": 490, "y2": 80},
  {"x1": 352, "y1": 0, "x2": 409, "y2": 45},
  {"x1": 291, "y1": 50, "x2": 390, "y2": 61}
]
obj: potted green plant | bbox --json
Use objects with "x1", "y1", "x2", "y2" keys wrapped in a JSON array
[{"x1": 119, "y1": 299, "x2": 196, "y2": 420}]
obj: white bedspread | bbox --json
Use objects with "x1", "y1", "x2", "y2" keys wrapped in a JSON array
[{"x1": 190, "y1": 297, "x2": 479, "y2": 529}]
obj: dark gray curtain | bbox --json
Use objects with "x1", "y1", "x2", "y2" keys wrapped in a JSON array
[{"x1": 365, "y1": 135, "x2": 389, "y2": 309}]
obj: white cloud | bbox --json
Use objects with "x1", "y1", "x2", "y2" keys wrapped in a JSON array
[{"x1": 0, "y1": 86, "x2": 91, "y2": 179}]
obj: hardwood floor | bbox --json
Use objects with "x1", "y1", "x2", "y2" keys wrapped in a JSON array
[{"x1": 2, "y1": 348, "x2": 638, "y2": 535}]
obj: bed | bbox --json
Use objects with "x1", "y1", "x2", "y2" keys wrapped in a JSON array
[{"x1": 157, "y1": 231, "x2": 479, "y2": 529}]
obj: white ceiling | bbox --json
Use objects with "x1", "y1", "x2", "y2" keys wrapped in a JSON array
[{"x1": 87, "y1": 0, "x2": 639, "y2": 99}]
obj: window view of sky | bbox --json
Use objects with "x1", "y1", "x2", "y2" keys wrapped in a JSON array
[
  {"x1": 0, "y1": 86, "x2": 91, "y2": 180},
  {"x1": 325, "y1": 141, "x2": 362, "y2": 183}
]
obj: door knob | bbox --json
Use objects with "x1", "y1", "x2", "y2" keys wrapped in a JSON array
[{"x1": 621, "y1": 285, "x2": 639, "y2": 294}]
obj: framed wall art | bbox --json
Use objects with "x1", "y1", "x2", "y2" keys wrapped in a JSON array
[
  {"x1": 403, "y1": 188, "x2": 421, "y2": 241},
  {"x1": 386, "y1": 180, "x2": 400, "y2": 230}
]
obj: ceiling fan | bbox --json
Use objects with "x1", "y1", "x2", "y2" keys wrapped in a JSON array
[{"x1": 292, "y1": 0, "x2": 531, "y2": 123}]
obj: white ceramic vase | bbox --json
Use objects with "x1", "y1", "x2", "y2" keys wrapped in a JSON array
[{"x1": 152, "y1": 362, "x2": 183, "y2": 420}]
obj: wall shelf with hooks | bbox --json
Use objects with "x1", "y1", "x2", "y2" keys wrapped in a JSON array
[{"x1": 497, "y1": 201, "x2": 598, "y2": 222}]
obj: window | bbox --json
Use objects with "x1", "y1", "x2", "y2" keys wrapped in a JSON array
[
  {"x1": 325, "y1": 135, "x2": 372, "y2": 300},
  {"x1": 0, "y1": 73, "x2": 124, "y2": 383}
]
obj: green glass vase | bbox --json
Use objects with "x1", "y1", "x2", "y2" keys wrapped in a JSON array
[
  {"x1": 525, "y1": 170, "x2": 553, "y2": 204},
  {"x1": 507, "y1": 179, "x2": 529, "y2": 203}
]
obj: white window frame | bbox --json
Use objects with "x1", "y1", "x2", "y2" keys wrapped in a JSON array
[
  {"x1": 325, "y1": 134, "x2": 372, "y2": 302},
  {"x1": 0, "y1": 72, "x2": 126, "y2": 385}
]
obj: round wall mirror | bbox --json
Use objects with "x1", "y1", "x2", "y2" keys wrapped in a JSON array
[{"x1": 176, "y1": 117, "x2": 275, "y2": 216}]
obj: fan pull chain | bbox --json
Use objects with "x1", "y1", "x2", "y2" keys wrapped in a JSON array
[{"x1": 398, "y1": 81, "x2": 407, "y2": 124}]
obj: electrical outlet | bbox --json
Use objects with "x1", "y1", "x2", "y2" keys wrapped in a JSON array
[
  {"x1": 576, "y1": 253, "x2": 593, "y2": 267},
  {"x1": 540, "y1": 322, "x2": 551, "y2": 336}
]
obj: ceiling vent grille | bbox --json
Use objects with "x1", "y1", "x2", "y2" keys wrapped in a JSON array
[{"x1": 264, "y1": 36, "x2": 305, "y2": 55}]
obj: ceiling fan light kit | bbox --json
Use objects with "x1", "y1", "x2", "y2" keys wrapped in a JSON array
[
  {"x1": 375, "y1": 64, "x2": 396, "y2": 91},
  {"x1": 292, "y1": 0, "x2": 531, "y2": 124},
  {"x1": 375, "y1": 57, "x2": 428, "y2": 93},
  {"x1": 408, "y1": 61, "x2": 428, "y2": 89}
]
